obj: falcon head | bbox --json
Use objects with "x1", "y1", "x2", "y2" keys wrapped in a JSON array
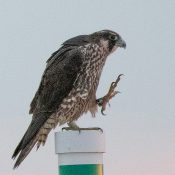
[{"x1": 90, "y1": 29, "x2": 126, "y2": 54}]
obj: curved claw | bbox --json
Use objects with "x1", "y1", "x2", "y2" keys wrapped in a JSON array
[
  {"x1": 118, "y1": 74, "x2": 124, "y2": 78},
  {"x1": 114, "y1": 74, "x2": 124, "y2": 85},
  {"x1": 101, "y1": 109, "x2": 106, "y2": 116},
  {"x1": 62, "y1": 127, "x2": 67, "y2": 131},
  {"x1": 97, "y1": 128, "x2": 103, "y2": 133}
]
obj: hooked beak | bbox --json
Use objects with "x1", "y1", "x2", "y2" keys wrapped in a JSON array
[{"x1": 116, "y1": 38, "x2": 126, "y2": 49}]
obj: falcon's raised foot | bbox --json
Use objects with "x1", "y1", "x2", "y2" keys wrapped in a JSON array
[
  {"x1": 62, "y1": 122, "x2": 103, "y2": 133},
  {"x1": 96, "y1": 74, "x2": 123, "y2": 115}
]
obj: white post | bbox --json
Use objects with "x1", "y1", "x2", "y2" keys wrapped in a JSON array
[{"x1": 55, "y1": 130, "x2": 105, "y2": 175}]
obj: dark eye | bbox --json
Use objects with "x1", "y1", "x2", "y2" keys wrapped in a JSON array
[{"x1": 109, "y1": 35, "x2": 118, "y2": 41}]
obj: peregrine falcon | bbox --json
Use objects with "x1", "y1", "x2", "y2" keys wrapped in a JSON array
[{"x1": 12, "y1": 30, "x2": 126, "y2": 168}]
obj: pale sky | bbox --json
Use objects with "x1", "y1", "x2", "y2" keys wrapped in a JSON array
[{"x1": 0, "y1": 1, "x2": 175, "y2": 175}]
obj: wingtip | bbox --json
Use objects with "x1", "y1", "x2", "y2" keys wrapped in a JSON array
[{"x1": 13, "y1": 164, "x2": 19, "y2": 170}]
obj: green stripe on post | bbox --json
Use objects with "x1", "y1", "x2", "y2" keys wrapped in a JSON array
[{"x1": 59, "y1": 164, "x2": 103, "y2": 175}]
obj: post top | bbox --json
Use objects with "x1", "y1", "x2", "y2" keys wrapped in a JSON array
[{"x1": 55, "y1": 130, "x2": 105, "y2": 154}]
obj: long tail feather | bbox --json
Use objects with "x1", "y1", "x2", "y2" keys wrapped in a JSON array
[
  {"x1": 12, "y1": 112, "x2": 51, "y2": 168},
  {"x1": 13, "y1": 136, "x2": 38, "y2": 169}
]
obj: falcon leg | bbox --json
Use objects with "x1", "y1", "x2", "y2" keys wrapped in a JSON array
[
  {"x1": 62, "y1": 121, "x2": 79, "y2": 131},
  {"x1": 68, "y1": 121, "x2": 80, "y2": 129},
  {"x1": 62, "y1": 121, "x2": 103, "y2": 132},
  {"x1": 96, "y1": 74, "x2": 123, "y2": 115}
]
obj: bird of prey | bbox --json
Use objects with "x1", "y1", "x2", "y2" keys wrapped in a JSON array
[{"x1": 12, "y1": 30, "x2": 126, "y2": 168}]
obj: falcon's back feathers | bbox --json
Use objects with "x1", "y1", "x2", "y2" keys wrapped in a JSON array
[
  {"x1": 30, "y1": 35, "x2": 89, "y2": 114},
  {"x1": 12, "y1": 38, "x2": 86, "y2": 168}
]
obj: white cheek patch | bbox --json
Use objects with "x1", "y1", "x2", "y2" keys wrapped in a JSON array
[
  {"x1": 111, "y1": 45, "x2": 118, "y2": 53},
  {"x1": 100, "y1": 39, "x2": 109, "y2": 51}
]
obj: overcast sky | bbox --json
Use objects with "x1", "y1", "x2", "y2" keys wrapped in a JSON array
[{"x1": 0, "y1": 0, "x2": 175, "y2": 175}]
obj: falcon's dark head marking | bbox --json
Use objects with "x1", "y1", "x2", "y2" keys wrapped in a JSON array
[
  {"x1": 61, "y1": 30, "x2": 126, "y2": 55},
  {"x1": 90, "y1": 29, "x2": 126, "y2": 53}
]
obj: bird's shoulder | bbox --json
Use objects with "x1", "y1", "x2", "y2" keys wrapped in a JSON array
[
  {"x1": 45, "y1": 34, "x2": 91, "y2": 69},
  {"x1": 29, "y1": 44, "x2": 85, "y2": 115}
]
